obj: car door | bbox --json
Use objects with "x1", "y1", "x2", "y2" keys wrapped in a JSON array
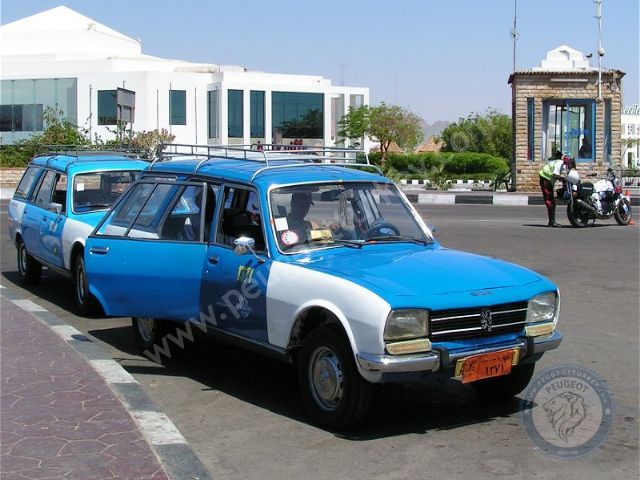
[
  {"x1": 201, "y1": 185, "x2": 271, "y2": 343},
  {"x1": 38, "y1": 172, "x2": 68, "y2": 267},
  {"x1": 21, "y1": 169, "x2": 62, "y2": 263},
  {"x1": 86, "y1": 180, "x2": 209, "y2": 320}
]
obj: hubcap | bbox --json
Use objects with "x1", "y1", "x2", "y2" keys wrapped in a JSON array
[
  {"x1": 308, "y1": 346, "x2": 344, "y2": 411},
  {"x1": 136, "y1": 317, "x2": 155, "y2": 343}
]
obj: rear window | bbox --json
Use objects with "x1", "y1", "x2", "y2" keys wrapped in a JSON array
[
  {"x1": 14, "y1": 166, "x2": 41, "y2": 199},
  {"x1": 73, "y1": 170, "x2": 139, "y2": 213}
]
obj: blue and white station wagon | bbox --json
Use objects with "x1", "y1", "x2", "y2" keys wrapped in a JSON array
[
  {"x1": 85, "y1": 145, "x2": 562, "y2": 429},
  {"x1": 8, "y1": 148, "x2": 147, "y2": 314}
]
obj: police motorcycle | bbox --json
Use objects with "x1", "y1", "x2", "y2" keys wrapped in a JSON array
[{"x1": 564, "y1": 166, "x2": 633, "y2": 227}]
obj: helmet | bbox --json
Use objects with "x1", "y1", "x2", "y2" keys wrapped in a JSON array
[{"x1": 567, "y1": 169, "x2": 580, "y2": 184}]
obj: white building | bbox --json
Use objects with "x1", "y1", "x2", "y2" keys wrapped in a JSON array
[
  {"x1": 622, "y1": 104, "x2": 639, "y2": 168},
  {"x1": 0, "y1": 6, "x2": 369, "y2": 148}
]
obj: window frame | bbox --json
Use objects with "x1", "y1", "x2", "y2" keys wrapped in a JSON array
[
  {"x1": 213, "y1": 182, "x2": 269, "y2": 255},
  {"x1": 14, "y1": 166, "x2": 43, "y2": 200},
  {"x1": 93, "y1": 178, "x2": 212, "y2": 244},
  {"x1": 169, "y1": 89, "x2": 187, "y2": 126}
]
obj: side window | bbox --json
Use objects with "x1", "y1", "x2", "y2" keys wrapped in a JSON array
[
  {"x1": 131, "y1": 184, "x2": 173, "y2": 231},
  {"x1": 52, "y1": 174, "x2": 68, "y2": 214},
  {"x1": 97, "y1": 183, "x2": 155, "y2": 237},
  {"x1": 217, "y1": 186, "x2": 265, "y2": 251},
  {"x1": 157, "y1": 184, "x2": 219, "y2": 242},
  {"x1": 14, "y1": 167, "x2": 41, "y2": 199},
  {"x1": 32, "y1": 170, "x2": 57, "y2": 207}
]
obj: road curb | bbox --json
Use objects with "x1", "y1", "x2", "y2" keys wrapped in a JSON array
[
  {"x1": 403, "y1": 192, "x2": 639, "y2": 206},
  {"x1": 0, "y1": 285, "x2": 213, "y2": 480}
]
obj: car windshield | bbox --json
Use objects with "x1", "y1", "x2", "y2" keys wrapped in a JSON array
[
  {"x1": 73, "y1": 170, "x2": 139, "y2": 213},
  {"x1": 270, "y1": 182, "x2": 431, "y2": 252}
]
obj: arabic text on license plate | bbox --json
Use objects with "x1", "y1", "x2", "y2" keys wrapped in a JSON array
[{"x1": 459, "y1": 349, "x2": 515, "y2": 384}]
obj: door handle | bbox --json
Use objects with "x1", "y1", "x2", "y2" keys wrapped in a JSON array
[
  {"x1": 89, "y1": 246, "x2": 110, "y2": 255},
  {"x1": 208, "y1": 255, "x2": 219, "y2": 265}
]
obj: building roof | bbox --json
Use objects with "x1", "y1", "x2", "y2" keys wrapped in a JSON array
[{"x1": 508, "y1": 45, "x2": 625, "y2": 84}]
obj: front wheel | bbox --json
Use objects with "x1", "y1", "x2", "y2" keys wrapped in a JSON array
[
  {"x1": 472, "y1": 362, "x2": 535, "y2": 402},
  {"x1": 298, "y1": 326, "x2": 372, "y2": 430},
  {"x1": 73, "y1": 254, "x2": 99, "y2": 316},
  {"x1": 17, "y1": 238, "x2": 42, "y2": 285},
  {"x1": 567, "y1": 201, "x2": 589, "y2": 228},
  {"x1": 614, "y1": 198, "x2": 632, "y2": 225}
]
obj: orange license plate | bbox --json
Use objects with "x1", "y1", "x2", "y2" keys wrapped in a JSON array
[{"x1": 457, "y1": 350, "x2": 516, "y2": 384}]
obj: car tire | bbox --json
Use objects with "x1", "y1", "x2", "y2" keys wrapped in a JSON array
[
  {"x1": 17, "y1": 238, "x2": 42, "y2": 285},
  {"x1": 73, "y1": 254, "x2": 99, "y2": 316},
  {"x1": 472, "y1": 362, "x2": 535, "y2": 401},
  {"x1": 298, "y1": 325, "x2": 372, "y2": 430},
  {"x1": 132, "y1": 317, "x2": 187, "y2": 362}
]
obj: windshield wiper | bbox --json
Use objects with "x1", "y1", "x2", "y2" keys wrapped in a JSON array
[
  {"x1": 363, "y1": 235, "x2": 430, "y2": 245},
  {"x1": 329, "y1": 239, "x2": 364, "y2": 249}
]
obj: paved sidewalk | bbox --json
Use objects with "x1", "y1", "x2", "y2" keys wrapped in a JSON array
[{"x1": 0, "y1": 298, "x2": 168, "y2": 480}]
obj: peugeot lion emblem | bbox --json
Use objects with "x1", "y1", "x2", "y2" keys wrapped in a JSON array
[{"x1": 480, "y1": 309, "x2": 493, "y2": 332}]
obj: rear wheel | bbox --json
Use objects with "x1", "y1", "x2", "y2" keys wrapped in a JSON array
[
  {"x1": 16, "y1": 238, "x2": 42, "y2": 285},
  {"x1": 298, "y1": 326, "x2": 372, "y2": 430},
  {"x1": 73, "y1": 254, "x2": 99, "y2": 316},
  {"x1": 472, "y1": 362, "x2": 535, "y2": 401},
  {"x1": 132, "y1": 317, "x2": 186, "y2": 362},
  {"x1": 567, "y1": 202, "x2": 589, "y2": 228},
  {"x1": 614, "y1": 198, "x2": 632, "y2": 225}
]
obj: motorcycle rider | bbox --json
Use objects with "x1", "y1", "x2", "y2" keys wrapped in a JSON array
[{"x1": 539, "y1": 155, "x2": 575, "y2": 227}]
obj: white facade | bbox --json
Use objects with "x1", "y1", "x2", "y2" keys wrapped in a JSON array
[
  {"x1": 622, "y1": 105, "x2": 639, "y2": 168},
  {"x1": 0, "y1": 6, "x2": 369, "y2": 148}
]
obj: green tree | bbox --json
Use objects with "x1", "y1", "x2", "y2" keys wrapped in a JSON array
[
  {"x1": 440, "y1": 109, "x2": 512, "y2": 159},
  {"x1": 338, "y1": 103, "x2": 423, "y2": 163},
  {"x1": 338, "y1": 105, "x2": 370, "y2": 147},
  {"x1": 131, "y1": 128, "x2": 176, "y2": 159}
]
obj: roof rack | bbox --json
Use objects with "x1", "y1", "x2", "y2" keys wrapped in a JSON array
[
  {"x1": 35, "y1": 144, "x2": 145, "y2": 159},
  {"x1": 32, "y1": 145, "x2": 147, "y2": 172},
  {"x1": 152, "y1": 143, "x2": 381, "y2": 180}
]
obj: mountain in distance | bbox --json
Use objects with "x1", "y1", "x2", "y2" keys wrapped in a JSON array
[{"x1": 421, "y1": 120, "x2": 450, "y2": 140}]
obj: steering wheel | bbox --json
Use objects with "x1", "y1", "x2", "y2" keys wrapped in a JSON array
[{"x1": 364, "y1": 220, "x2": 400, "y2": 239}]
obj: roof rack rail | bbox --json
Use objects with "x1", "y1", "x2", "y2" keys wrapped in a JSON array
[
  {"x1": 152, "y1": 143, "x2": 381, "y2": 179},
  {"x1": 34, "y1": 144, "x2": 145, "y2": 158},
  {"x1": 32, "y1": 145, "x2": 147, "y2": 172}
]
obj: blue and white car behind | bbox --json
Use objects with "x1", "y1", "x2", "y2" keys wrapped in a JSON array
[
  {"x1": 85, "y1": 150, "x2": 563, "y2": 429},
  {"x1": 8, "y1": 152, "x2": 146, "y2": 314}
]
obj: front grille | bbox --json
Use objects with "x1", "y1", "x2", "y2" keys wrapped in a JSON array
[{"x1": 430, "y1": 301, "x2": 527, "y2": 342}]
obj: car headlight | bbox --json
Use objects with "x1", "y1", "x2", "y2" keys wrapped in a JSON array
[
  {"x1": 526, "y1": 292, "x2": 559, "y2": 324},
  {"x1": 384, "y1": 309, "x2": 429, "y2": 341}
]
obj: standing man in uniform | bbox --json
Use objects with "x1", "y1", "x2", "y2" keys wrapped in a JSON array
[{"x1": 539, "y1": 155, "x2": 575, "y2": 227}]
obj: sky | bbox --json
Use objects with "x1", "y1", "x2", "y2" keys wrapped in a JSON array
[{"x1": 1, "y1": 0, "x2": 638, "y2": 124}]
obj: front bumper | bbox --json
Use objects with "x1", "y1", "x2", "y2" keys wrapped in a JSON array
[{"x1": 356, "y1": 330, "x2": 563, "y2": 383}]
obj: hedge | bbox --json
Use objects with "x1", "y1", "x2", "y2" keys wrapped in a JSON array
[{"x1": 368, "y1": 151, "x2": 509, "y2": 177}]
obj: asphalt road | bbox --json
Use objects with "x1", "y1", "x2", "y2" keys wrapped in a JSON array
[{"x1": 1, "y1": 201, "x2": 638, "y2": 479}]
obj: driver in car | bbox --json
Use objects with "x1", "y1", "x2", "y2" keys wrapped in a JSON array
[{"x1": 287, "y1": 192, "x2": 314, "y2": 241}]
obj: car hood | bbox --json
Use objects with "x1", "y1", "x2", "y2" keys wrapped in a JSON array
[{"x1": 293, "y1": 244, "x2": 552, "y2": 309}]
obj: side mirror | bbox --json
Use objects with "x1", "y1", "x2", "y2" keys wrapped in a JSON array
[
  {"x1": 427, "y1": 223, "x2": 437, "y2": 234},
  {"x1": 48, "y1": 202, "x2": 63, "y2": 215},
  {"x1": 233, "y1": 236, "x2": 256, "y2": 256}
]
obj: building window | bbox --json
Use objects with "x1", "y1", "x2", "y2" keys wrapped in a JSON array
[
  {"x1": 98, "y1": 90, "x2": 117, "y2": 125},
  {"x1": 228, "y1": 89, "x2": 243, "y2": 138},
  {"x1": 169, "y1": 90, "x2": 186, "y2": 125},
  {"x1": 250, "y1": 90, "x2": 265, "y2": 138},
  {"x1": 0, "y1": 79, "x2": 76, "y2": 137},
  {"x1": 272, "y1": 92, "x2": 324, "y2": 139},
  {"x1": 350, "y1": 94, "x2": 364, "y2": 109},
  {"x1": 207, "y1": 90, "x2": 219, "y2": 139},
  {"x1": 527, "y1": 98, "x2": 534, "y2": 161},
  {"x1": 542, "y1": 100, "x2": 595, "y2": 162}
]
